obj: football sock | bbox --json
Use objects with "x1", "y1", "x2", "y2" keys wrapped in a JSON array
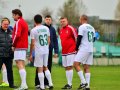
[
  {"x1": 45, "y1": 70, "x2": 53, "y2": 86},
  {"x1": 66, "y1": 70, "x2": 73, "y2": 86},
  {"x1": 2, "y1": 69, "x2": 8, "y2": 83},
  {"x1": 77, "y1": 71, "x2": 86, "y2": 84},
  {"x1": 85, "y1": 73, "x2": 91, "y2": 87},
  {"x1": 19, "y1": 69, "x2": 27, "y2": 86},
  {"x1": 38, "y1": 72, "x2": 45, "y2": 89}
]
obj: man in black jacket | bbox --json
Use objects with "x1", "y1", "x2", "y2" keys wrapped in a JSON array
[
  {"x1": 35, "y1": 15, "x2": 59, "y2": 89},
  {"x1": 0, "y1": 17, "x2": 16, "y2": 88}
]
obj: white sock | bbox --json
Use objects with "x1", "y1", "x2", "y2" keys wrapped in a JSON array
[
  {"x1": 45, "y1": 70, "x2": 53, "y2": 86},
  {"x1": 77, "y1": 71, "x2": 86, "y2": 84},
  {"x1": 38, "y1": 72, "x2": 45, "y2": 89},
  {"x1": 2, "y1": 69, "x2": 8, "y2": 84},
  {"x1": 85, "y1": 73, "x2": 91, "y2": 87},
  {"x1": 66, "y1": 70, "x2": 73, "y2": 86},
  {"x1": 19, "y1": 69, "x2": 27, "y2": 86}
]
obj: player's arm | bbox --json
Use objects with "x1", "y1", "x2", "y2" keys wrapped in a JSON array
[
  {"x1": 12, "y1": 21, "x2": 22, "y2": 46},
  {"x1": 30, "y1": 39, "x2": 35, "y2": 56},
  {"x1": 93, "y1": 37, "x2": 96, "y2": 42},
  {"x1": 48, "y1": 36, "x2": 50, "y2": 45},
  {"x1": 29, "y1": 39, "x2": 35, "y2": 61},
  {"x1": 93, "y1": 30, "x2": 96, "y2": 42},
  {"x1": 29, "y1": 30, "x2": 35, "y2": 61},
  {"x1": 47, "y1": 27, "x2": 51, "y2": 45},
  {"x1": 73, "y1": 28, "x2": 78, "y2": 42},
  {"x1": 53, "y1": 29, "x2": 59, "y2": 53},
  {"x1": 52, "y1": 28, "x2": 58, "y2": 58},
  {"x1": 76, "y1": 35, "x2": 83, "y2": 51},
  {"x1": 76, "y1": 26, "x2": 83, "y2": 51},
  {"x1": 70, "y1": 26, "x2": 77, "y2": 42}
]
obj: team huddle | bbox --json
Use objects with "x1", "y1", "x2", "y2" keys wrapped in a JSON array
[{"x1": 0, "y1": 9, "x2": 95, "y2": 90}]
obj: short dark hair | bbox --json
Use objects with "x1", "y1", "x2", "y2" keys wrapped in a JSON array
[
  {"x1": 34, "y1": 14, "x2": 42, "y2": 24},
  {"x1": 45, "y1": 15, "x2": 52, "y2": 19},
  {"x1": 1, "y1": 17, "x2": 10, "y2": 24},
  {"x1": 12, "y1": 9, "x2": 22, "y2": 17}
]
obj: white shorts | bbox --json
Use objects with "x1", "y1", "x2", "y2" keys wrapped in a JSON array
[
  {"x1": 74, "y1": 51, "x2": 93, "y2": 65},
  {"x1": 62, "y1": 54, "x2": 75, "y2": 67},
  {"x1": 14, "y1": 50, "x2": 26, "y2": 61},
  {"x1": 34, "y1": 54, "x2": 48, "y2": 67}
]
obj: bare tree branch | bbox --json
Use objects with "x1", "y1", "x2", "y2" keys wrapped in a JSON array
[
  {"x1": 115, "y1": 0, "x2": 120, "y2": 19},
  {"x1": 41, "y1": 7, "x2": 53, "y2": 18},
  {"x1": 57, "y1": 0, "x2": 87, "y2": 26}
]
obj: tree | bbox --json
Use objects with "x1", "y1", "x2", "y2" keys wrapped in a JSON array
[
  {"x1": 41, "y1": 7, "x2": 53, "y2": 18},
  {"x1": 115, "y1": 0, "x2": 120, "y2": 19},
  {"x1": 89, "y1": 16, "x2": 104, "y2": 41},
  {"x1": 116, "y1": 28, "x2": 120, "y2": 42},
  {"x1": 57, "y1": 0, "x2": 87, "y2": 26},
  {"x1": 0, "y1": 0, "x2": 6, "y2": 19},
  {"x1": 115, "y1": 0, "x2": 120, "y2": 43}
]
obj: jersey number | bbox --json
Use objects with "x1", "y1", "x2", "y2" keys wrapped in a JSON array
[
  {"x1": 88, "y1": 31, "x2": 94, "y2": 42},
  {"x1": 39, "y1": 34, "x2": 48, "y2": 46}
]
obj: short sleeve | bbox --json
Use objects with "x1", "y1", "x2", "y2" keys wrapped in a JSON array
[
  {"x1": 30, "y1": 29, "x2": 35, "y2": 39},
  {"x1": 78, "y1": 26, "x2": 84, "y2": 36}
]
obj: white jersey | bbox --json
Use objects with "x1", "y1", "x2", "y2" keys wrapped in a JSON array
[
  {"x1": 30, "y1": 25, "x2": 50, "y2": 54},
  {"x1": 78, "y1": 23, "x2": 95, "y2": 52}
]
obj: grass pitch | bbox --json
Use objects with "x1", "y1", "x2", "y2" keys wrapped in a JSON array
[{"x1": 0, "y1": 65, "x2": 120, "y2": 90}]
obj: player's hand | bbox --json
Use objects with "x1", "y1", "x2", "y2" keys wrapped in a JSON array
[
  {"x1": 53, "y1": 54, "x2": 58, "y2": 58},
  {"x1": 29, "y1": 55, "x2": 33, "y2": 62},
  {"x1": 75, "y1": 51, "x2": 78, "y2": 54},
  {"x1": 12, "y1": 47, "x2": 15, "y2": 51}
]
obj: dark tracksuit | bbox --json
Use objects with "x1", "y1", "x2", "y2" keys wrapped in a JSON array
[
  {"x1": 0, "y1": 27, "x2": 14, "y2": 87},
  {"x1": 35, "y1": 24, "x2": 59, "y2": 86}
]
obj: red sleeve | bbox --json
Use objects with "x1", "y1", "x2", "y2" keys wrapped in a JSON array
[
  {"x1": 12, "y1": 20, "x2": 22, "y2": 46},
  {"x1": 72, "y1": 28, "x2": 77, "y2": 41},
  {"x1": 69, "y1": 25, "x2": 78, "y2": 41}
]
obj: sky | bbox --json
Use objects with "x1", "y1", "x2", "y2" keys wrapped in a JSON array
[
  {"x1": 84, "y1": 0, "x2": 118, "y2": 19},
  {"x1": 0, "y1": 0, "x2": 118, "y2": 21}
]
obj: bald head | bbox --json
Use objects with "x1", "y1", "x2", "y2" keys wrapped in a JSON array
[{"x1": 80, "y1": 15, "x2": 88, "y2": 24}]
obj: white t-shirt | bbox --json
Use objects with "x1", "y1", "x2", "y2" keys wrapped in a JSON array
[
  {"x1": 78, "y1": 23, "x2": 95, "y2": 52},
  {"x1": 30, "y1": 25, "x2": 50, "y2": 54}
]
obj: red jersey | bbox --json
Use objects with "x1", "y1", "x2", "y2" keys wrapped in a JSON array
[
  {"x1": 60, "y1": 25, "x2": 77, "y2": 55},
  {"x1": 12, "y1": 17, "x2": 28, "y2": 49}
]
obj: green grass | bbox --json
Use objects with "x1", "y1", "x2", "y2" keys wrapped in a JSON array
[{"x1": 0, "y1": 65, "x2": 120, "y2": 90}]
